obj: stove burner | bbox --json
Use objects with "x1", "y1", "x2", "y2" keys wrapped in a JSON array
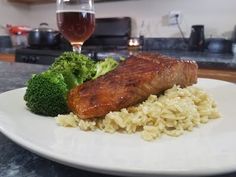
[{"x1": 15, "y1": 48, "x2": 130, "y2": 65}]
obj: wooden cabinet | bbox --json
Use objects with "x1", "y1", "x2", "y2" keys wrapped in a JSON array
[
  {"x1": 0, "y1": 54, "x2": 15, "y2": 62},
  {"x1": 198, "y1": 68, "x2": 236, "y2": 83}
]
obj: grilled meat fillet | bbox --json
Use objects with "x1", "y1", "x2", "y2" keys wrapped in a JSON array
[{"x1": 68, "y1": 53, "x2": 198, "y2": 119}]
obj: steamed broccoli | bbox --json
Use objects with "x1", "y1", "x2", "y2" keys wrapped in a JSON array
[
  {"x1": 24, "y1": 52, "x2": 97, "y2": 117},
  {"x1": 24, "y1": 52, "x2": 119, "y2": 117},
  {"x1": 24, "y1": 71, "x2": 69, "y2": 116},
  {"x1": 93, "y1": 57, "x2": 119, "y2": 79},
  {"x1": 50, "y1": 52, "x2": 96, "y2": 85}
]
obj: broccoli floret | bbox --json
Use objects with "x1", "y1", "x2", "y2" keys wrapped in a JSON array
[
  {"x1": 24, "y1": 52, "x2": 119, "y2": 117},
  {"x1": 50, "y1": 52, "x2": 96, "y2": 85},
  {"x1": 24, "y1": 71, "x2": 69, "y2": 116},
  {"x1": 92, "y1": 57, "x2": 119, "y2": 79}
]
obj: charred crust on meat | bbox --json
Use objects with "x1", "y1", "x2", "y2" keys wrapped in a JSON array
[{"x1": 67, "y1": 52, "x2": 198, "y2": 119}]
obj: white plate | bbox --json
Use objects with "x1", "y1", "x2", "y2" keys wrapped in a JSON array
[{"x1": 0, "y1": 78, "x2": 236, "y2": 176}]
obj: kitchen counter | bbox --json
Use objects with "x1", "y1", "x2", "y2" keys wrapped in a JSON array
[
  {"x1": 0, "y1": 61, "x2": 236, "y2": 177},
  {"x1": 154, "y1": 50, "x2": 236, "y2": 82},
  {"x1": 0, "y1": 48, "x2": 16, "y2": 62},
  {"x1": 1, "y1": 47, "x2": 236, "y2": 70},
  {"x1": 0, "y1": 53, "x2": 15, "y2": 62},
  {"x1": 153, "y1": 50, "x2": 236, "y2": 71}
]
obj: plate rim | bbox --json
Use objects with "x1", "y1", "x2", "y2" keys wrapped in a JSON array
[{"x1": 0, "y1": 78, "x2": 236, "y2": 176}]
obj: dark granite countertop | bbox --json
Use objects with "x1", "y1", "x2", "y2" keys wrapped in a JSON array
[
  {"x1": 97, "y1": 49, "x2": 236, "y2": 70},
  {"x1": 148, "y1": 50, "x2": 236, "y2": 70},
  {"x1": 0, "y1": 61, "x2": 236, "y2": 177},
  {"x1": 143, "y1": 37, "x2": 236, "y2": 70},
  {"x1": 0, "y1": 48, "x2": 16, "y2": 54},
  {"x1": 1, "y1": 46, "x2": 236, "y2": 70}
]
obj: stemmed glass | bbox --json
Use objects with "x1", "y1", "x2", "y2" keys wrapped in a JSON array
[{"x1": 56, "y1": 0, "x2": 95, "y2": 53}]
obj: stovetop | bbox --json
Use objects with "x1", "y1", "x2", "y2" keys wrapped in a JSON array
[
  {"x1": 15, "y1": 48, "x2": 131, "y2": 65},
  {"x1": 15, "y1": 48, "x2": 64, "y2": 65}
]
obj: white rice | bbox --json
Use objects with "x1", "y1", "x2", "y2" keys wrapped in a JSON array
[{"x1": 55, "y1": 85, "x2": 220, "y2": 141}]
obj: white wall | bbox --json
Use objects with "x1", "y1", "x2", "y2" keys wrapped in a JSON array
[
  {"x1": 2, "y1": 0, "x2": 236, "y2": 38},
  {"x1": 0, "y1": 0, "x2": 29, "y2": 35},
  {"x1": 28, "y1": 3, "x2": 56, "y2": 30},
  {"x1": 93, "y1": 0, "x2": 236, "y2": 38}
]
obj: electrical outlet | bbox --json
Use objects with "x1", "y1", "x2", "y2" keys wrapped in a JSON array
[{"x1": 168, "y1": 11, "x2": 182, "y2": 25}]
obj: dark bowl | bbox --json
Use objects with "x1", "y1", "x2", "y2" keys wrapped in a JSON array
[{"x1": 206, "y1": 38, "x2": 232, "y2": 54}]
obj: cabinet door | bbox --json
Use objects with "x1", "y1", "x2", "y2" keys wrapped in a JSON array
[{"x1": 198, "y1": 69, "x2": 236, "y2": 83}]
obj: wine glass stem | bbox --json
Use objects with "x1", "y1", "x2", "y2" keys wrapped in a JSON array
[{"x1": 72, "y1": 44, "x2": 82, "y2": 53}]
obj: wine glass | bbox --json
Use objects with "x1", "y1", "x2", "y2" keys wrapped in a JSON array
[{"x1": 56, "y1": 0, "x2": 95, "y2": 53}]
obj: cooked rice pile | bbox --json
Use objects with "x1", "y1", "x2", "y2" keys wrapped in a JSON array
[{"x1": 55, "y1": 86, "x2": 220, "y2": 141}]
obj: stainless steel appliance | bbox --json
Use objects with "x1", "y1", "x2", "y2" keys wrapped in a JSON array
[
  {"x1": 15, "y1": 17, "x2": 131, "y2": 65},
  {"x1": 28, "y1": 23, "x2": 61, "y2": 49},
  {"x1": 15, "y1": 48, "x2": 129, "y2": 65},
  {"x1": 188, "y1": 25, "x2": 205, "y2": 52},
  {"x1": 15, "y1": 48, "x2": 64, "y2": 65},
  {"x1": 15, "y1": 37, "x2": 71, "y2": 65}
]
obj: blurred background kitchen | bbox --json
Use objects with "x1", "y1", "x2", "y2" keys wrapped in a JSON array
[{"x1": 1, "y1": 0, "x2": 236, "y2": 82}]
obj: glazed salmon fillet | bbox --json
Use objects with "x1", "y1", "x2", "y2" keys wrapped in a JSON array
[{"x1": 67, "y1": 53, "x2": 198, "y2": 119}]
